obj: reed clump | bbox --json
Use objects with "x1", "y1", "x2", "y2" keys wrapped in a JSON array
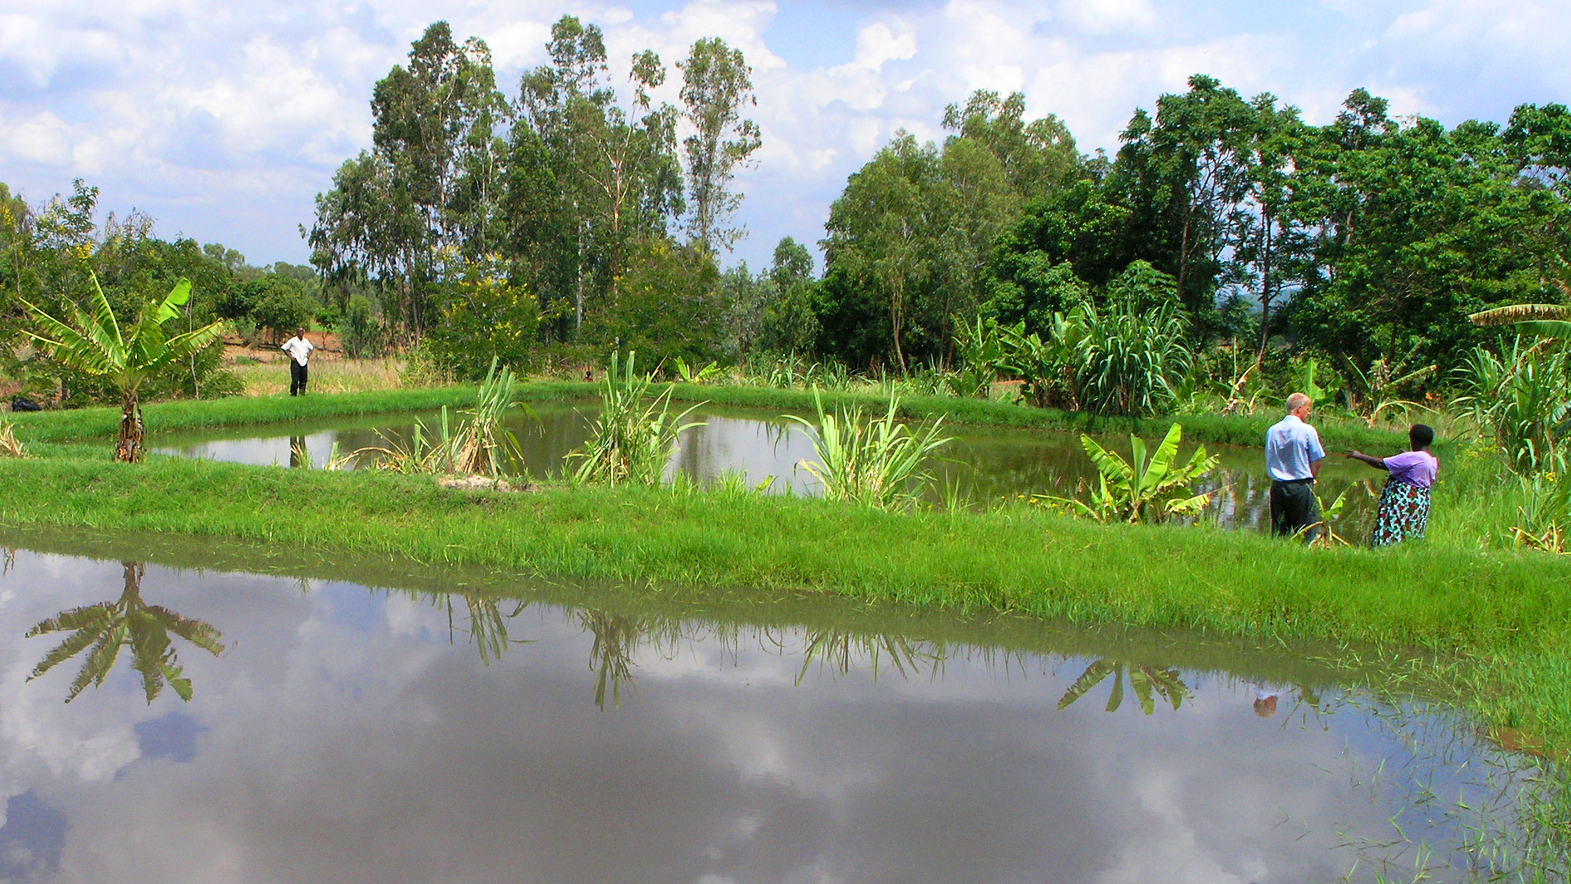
[
  {"x1": 568, "y1": 352, "x2": 703, "y2": 487},
  {"x1": 361, "y1": 360, "x2": 525, "y2": 478},
  {"x1": 786, "y1": 391, "x2": 950, "y2": 511}
]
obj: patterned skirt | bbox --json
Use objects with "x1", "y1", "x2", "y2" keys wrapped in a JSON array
[{"x1": 1372, "y1": 478, "x2": 1431, "y2": 547}]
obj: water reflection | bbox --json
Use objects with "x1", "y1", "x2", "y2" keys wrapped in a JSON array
[
  {"x1": 1057, "y1": 658, "x2": 1190, "y2": 714},
  {"x1": 442, "y1": 592, "x2": 530, "y2": 665},
  {"x1": 797, "y1": 628, "x2": 945, "y2": 684},
  {"x1": 24, "y1": 561, "x2": 225, "y2": 703},
  {"x1": 150, "y1": 404, "x2": 1381, "y2": 535},
  {"x1": 1, "y1": 543, "x2": 1560, "y2": 883}
]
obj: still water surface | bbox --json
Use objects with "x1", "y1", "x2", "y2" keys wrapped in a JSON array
[
  {"x1": 152, "y1": 403, "x2": 1382, "y2": 536},
  {"x1": 0, "y1": 538, "x2": 1543, "y2": 884}
]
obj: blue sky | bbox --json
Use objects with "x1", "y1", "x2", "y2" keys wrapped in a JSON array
[{"x1": 2, "y1": 0, "x2": 1568, "y2": 273}]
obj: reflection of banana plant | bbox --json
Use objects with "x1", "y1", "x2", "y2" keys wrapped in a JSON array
[
  {"x1": 796, "y1": 629, "x2": 944, "y2": 685},
  {"x1": 1057, "y1": 659, "x2": 1189, "y2": 714},
  {"x1": 580, "y1": 609, "x2": 645, "y2": 709},
  {"x1": 26, "y1": 562, "x2": 225, "y2": 703}
]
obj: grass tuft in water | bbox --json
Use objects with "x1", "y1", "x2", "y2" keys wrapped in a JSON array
[{"x1": 569, "y1": 352, "x2": 704, "y2": 487}]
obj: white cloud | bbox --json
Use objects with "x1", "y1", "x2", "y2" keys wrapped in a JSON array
[
  {"x1": 1057, "y1": 0, "x2": 1158, "y2": 35},
  {"x1": 2, "y1": 0, "x2": 1569, "y2": 270}
]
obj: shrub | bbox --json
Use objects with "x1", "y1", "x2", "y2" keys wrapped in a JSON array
[{"x1": 340, "y1": 294, "x2": 385, "y2": 359}]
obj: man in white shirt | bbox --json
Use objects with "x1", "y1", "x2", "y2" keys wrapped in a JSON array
[
  {"x1": 1265, "y1": 392, "x2": 1325, "y2": 540},
  {"x1": 281, "y1": 327, "x2": 314, "y2": 396}
]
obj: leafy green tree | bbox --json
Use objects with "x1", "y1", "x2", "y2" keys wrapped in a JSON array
[
  {"x1": 590, "y1": 240, "x2": 724, "y2": 369},
  {"x1": 22, "y1": 275, "x2": 224, "y2": 462},
  {"x1": 678, "y1": 37, "x2": 761, "y2": 253},
  {"x1": 941, "y1": 89, "x2": 1079, "y2": 199},
  {"x1": 756, "y1": 237, "x2": 821, "y2": 355},
  {"x1": 341, "y1": 294, "x2": 385, "y2": 358},
  {"x1": 311, "y1": 22, "x2": 506, "y2": 339},
  {"x1": 513, "y1": 16, "x2": 683, "y2": 332},
  {"x1": 426, "y1": 260, "x2": 543, "y2": 379},
  {"x1": 822, "y1": 134, "x2": 938, "y2": 372},
  {"x1": 1288, "y1": 93, "x2": 1571, "y2": 377},
  {"x1": 26, "y1": 561, "x2": 225, "y2": 703}
]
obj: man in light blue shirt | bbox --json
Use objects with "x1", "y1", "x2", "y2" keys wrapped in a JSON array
[{"x1": 1266, "y1": 392, "x2": 1325, "y2": 539}]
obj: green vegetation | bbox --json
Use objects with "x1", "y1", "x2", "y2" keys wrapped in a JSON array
[
  {"x1": 784, "y1": 393, "x2": 950, "y2": 511},
  {"x1": 568, "y1": 352, "x2": 703, "y2": 486},
  {"x1": 22, "y1": 274, "x2": 225, "y2": 462},
  {"x1": 1038, "y1": 423, "x2": 1218, "y2": 523},
  {"x1": 358, "y1": 361, "x2": 525, "y2": 478}
]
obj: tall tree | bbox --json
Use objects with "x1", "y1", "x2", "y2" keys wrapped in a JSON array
[
  {"x1": 678, "y1": 37, "x2": 761, "y2": 253},
  {"x1": 942, "y1": 90, "x2": 1080, "y2": 200},
  {"x1": 311, "y1": 22, "x2": 506, "y2": 339}
]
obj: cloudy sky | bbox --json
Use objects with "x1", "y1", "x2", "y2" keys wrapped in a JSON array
[{"x1": 2, "y1": 0, "x2": 1568, "y2": 272}]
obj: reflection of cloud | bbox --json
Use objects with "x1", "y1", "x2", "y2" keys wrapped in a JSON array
[{"x1": 0, "y1": 547, "x2": 1527, "y2": 883}]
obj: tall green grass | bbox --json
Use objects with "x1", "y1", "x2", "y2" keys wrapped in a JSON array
[
  {"x1": 568, "y1": 353, "x2": 703, "y2": 486},
  {"x1": 785, "y1": 392, "x2": 950, "y2": 511}
]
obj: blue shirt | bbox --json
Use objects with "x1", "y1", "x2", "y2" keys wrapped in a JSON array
[{"x1": 1266, "y1": 414, "x2": 1325, "y2": 481}]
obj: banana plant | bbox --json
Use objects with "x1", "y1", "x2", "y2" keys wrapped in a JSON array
[
  {"x1": 1470, "y1": 302, "x2": 1571, "y2": 341},
  {"x1": 26, "y1": 562, "x2": 225, "y2": 703},
  {"x1": 21, "y1": 274, "x2": 224, "y2": 462},
  {"x1": 1057, "y1": 658, "x2": 1189, "y2": 714},
  {"x1": 1038, "y1": 423, "x2": 1219, "y2": 524},
  {"x1": 673, "y1": 355, "x2": 724, "y2": 385}
]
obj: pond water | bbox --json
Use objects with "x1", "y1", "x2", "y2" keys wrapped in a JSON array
[
  {"x1": 0, "y1": 534, "x2": 1552, "y2": 884},
  {"x1": 151, "y1": 403, "x2": 1383, "y2": 537}
]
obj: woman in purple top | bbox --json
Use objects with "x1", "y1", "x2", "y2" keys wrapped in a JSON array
[{"x1": 1346, "y1": 424, "x2": 1439, "y2": 547}]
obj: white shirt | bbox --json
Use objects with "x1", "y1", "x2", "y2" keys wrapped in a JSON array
[
  {"x1": 281, "y1": 336, "x2": 314, "y2": 367},
  {"x1": 1265, "y1": 414, "x2": 1325, "y2": 481}
]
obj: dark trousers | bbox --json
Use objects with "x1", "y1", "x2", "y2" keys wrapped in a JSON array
[
  {"x1": 290, "y1": 361, "x2": 309, "y2": 396},
  {"x1": 1270, "y1": 480, "x2": 1320, "y2": 541}
]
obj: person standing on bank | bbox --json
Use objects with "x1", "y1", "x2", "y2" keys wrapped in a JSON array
[
  {"x1": 1346, "y1": 424, "x2": 1439, "y2": 547},
  {"x1": 1266, "y1": 393, "x2": 1326, "y2": 541},
  {"x1": 281, "y1": 327, "x2": 314, "y2": 396}
]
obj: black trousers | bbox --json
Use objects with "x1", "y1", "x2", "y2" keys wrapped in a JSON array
[
  {"x1": 1270, "y1": 480, "x2": 1320, "y2": 540},
  {"x1": 290, "y1": 361, "x2": 309, "y2": 396}
]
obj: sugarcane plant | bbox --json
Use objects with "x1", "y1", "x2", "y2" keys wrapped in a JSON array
[
  {"x1": 785, "y1": 391, "x2": 951, "y2": 511},
  {"x1": 21, "y1": 274, "x2": 224, "y2": 463}
]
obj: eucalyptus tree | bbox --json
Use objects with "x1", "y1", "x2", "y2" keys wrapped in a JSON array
[
  {"x1": 513, "y1": 17, "x2": 684, "y2": 331},
  {"x1": 823, "y1": 134, "x2": 940, "y2": 373},
  {"x1": 678, "y1": 37, "x2": 761, "y2": 253},
  {"x1": 941, "y1": 89, "x2": 1080, "y2": 200},
  {"x1": 311, "y1": 22, "x2": 507, "y2": 339}
]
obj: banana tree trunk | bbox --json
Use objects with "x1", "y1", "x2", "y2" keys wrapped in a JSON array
[{"x1": 116, "y1": 391, "x2": 143, "y2": 463}]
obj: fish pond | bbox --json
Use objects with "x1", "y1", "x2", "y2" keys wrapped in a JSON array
[
  {"x1": 151, "y1": 402, "x2": 1384, "y2": 537},
  {"x1": 0, "y1": 531, "x2": 1560, "y2": 884}
]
